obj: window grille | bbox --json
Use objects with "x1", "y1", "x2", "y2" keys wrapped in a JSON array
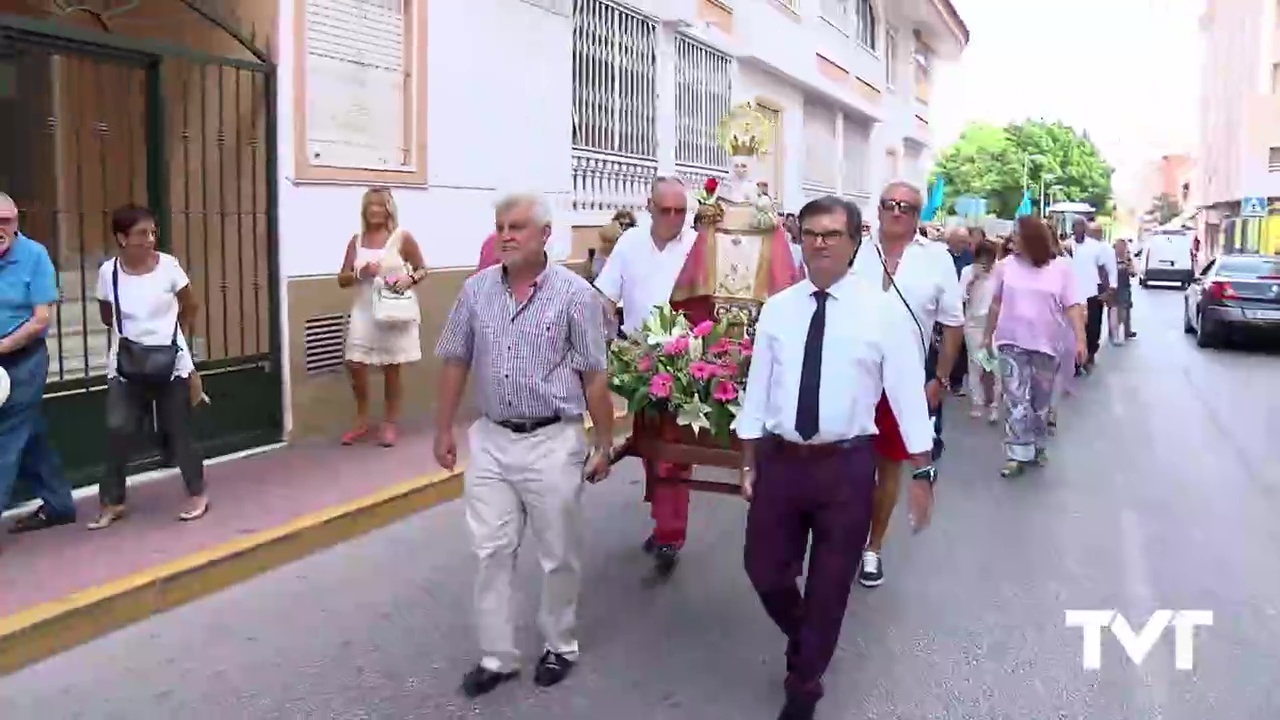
[
  {"x1": 571, "y1": 0, "x2": 657, "y2": 159},
  {"x1": 842, "y1": 117, "x2": 870, "y2": 195},
  {"x1": 675, "y1": 34, "x2": 731, "y2": 170},
  {"x1": 820, "y1": 0, "x2": 851, "y2": 32},
  {"x1": 857, "y1": 0, "x2": 877, "y2": 50},
  {"x1": 803, "y1": 101, "x2": 838, "y2": 191}
]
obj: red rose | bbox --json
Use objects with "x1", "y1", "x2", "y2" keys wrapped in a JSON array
[{"x1": 704, "y1": 177, "x2": 719, "y2": 194}]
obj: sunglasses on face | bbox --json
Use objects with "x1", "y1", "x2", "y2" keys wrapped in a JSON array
[{"x1": 879, "y1": 199, "x2": 920, "y2": 216}]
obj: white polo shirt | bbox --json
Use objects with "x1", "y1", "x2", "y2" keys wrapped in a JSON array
[
  {"x1": 1068, "y1": 237, "x2": 1117, "y2": 301},
  {"x1": 850, "y1": 235, "x2": 964, "y2": 362},
  {"x1": 594, "y1": 225, "x2": 698, "y2": 333}
]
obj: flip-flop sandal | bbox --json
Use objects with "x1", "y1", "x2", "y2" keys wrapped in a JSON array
[
  {"x1": 87, "y1": 507, "x2": 127, "y2": 530},
  {"x1": 341, "y1": 426, "x2": 371, "y2": 445},
  {"x1": 178, "y1": 500, "x2": 210, "y2": 522}
]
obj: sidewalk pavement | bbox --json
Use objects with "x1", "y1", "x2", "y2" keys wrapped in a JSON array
[{"x1": 0, "y1": 409, "x2": 628, "y2": 676}]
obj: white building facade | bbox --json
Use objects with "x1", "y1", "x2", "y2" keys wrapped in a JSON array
[
  {"x1": 568, "y1": 0, "x2": 968, "y2": 229},
  {"x1": 273, "y1": 0, "x2": 967, "y2": 438}
]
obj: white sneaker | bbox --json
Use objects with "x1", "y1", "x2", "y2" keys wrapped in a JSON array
[
  {"x1": 987, "y1": 405, "x2": 1000, "y2": 424},
  {"x1": 969, "y1": 407, "x2": 984, "y2": 419},
  {"x1": 858, "y1": 550, "x2": 884, "y2": 587}
]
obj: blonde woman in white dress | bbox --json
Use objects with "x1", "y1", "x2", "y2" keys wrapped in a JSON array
[{"x1": 337, "y1": 188, "x2": 426, "y2": 447}]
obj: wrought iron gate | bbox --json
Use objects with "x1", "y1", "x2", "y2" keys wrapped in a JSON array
[{"x1": 0, "y1": 11, "x2": 281, "y2": 492}]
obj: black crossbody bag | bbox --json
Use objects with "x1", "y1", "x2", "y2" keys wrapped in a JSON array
[{"x1": 112, "y1": 259, "x2": 180, "y2": 385}]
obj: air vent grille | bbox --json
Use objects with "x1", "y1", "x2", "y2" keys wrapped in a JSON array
[{"x1": 303, "y1": 313, "x2": 348, "y2": 375}]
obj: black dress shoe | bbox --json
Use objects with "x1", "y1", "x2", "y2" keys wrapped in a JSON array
[
  {"x1": 8, "y1": 505, "x2": 75, "y2": 534},
  {"x1": 653, "y1": 544, "x2": 679, "y2": 575},
  {"x1": 778, "y1": 694, "x2": 817, "y2": 720},
  {"x1": 533, "y1": 650, "x2": 575, "y2": 688},
  {"x1": 459, "y1": 664, "x2": 518, "y2": 698},
  {"x1": 642, "y1": 535, "x2": 657, "y2": 554}
]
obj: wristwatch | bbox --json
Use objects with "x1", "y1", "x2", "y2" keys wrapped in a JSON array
[{"x1": 912, "y1": 465, "x2": 938, "y2": 486}]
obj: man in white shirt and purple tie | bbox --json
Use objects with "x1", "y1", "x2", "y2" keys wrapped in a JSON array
[{"x1": 734, "y1": 195, "x2": 938, "y2": 720}]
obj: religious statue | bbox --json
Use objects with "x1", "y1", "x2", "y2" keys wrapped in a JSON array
[
  {"x1": 671, "y1": 102, "x2": 800, "y2": 337},
  {"x1": 611, "y1": 103, "x2": 802, "y2": 494}
]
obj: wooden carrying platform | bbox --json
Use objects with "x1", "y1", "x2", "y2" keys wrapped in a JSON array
[{"x1": 610, "y1": 411, "x2": 743, "y2": 495}]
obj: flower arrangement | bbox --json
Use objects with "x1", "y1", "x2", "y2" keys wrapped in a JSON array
[
  {"x1": 694, "y1": 177, "x2": 719, "y2": 206},
  {"x1": 608, "y1": 304, "x2": 752, "y2": 443}
]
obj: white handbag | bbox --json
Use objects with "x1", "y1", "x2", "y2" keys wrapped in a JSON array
[{"x1": 371, "y1": 230, "x2": 421, "y2": 325}]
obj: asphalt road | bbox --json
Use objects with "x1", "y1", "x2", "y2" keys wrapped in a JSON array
[{"x1": 4, "y1": 287, "x2": 1279, "y2": 720}]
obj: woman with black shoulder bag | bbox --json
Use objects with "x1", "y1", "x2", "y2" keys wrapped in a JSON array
[{"x1": 89, "y1": 204, "x2": 207, "y2": 529}]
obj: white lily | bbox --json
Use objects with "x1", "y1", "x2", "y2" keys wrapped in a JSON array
[{"x1": 676, "y1": 399, "x2": 713, "y2": 435}]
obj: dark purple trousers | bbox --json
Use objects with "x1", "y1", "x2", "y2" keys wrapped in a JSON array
[{"x1": 743, "y1": 435, "x2": 877, "y2": 701}]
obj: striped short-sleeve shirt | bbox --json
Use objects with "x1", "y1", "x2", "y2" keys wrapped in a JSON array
[{"x1": 435, "y1": 262, "x2": 608, "y2": 421}]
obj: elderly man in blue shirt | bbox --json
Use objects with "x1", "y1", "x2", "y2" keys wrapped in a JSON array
[{"x1": 0, "y1": 193, "x2": 75, "y2": 543}]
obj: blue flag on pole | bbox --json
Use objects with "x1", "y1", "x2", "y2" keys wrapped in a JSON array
[
  {"x1": 1015, "y1": 190, "x2": 1033, "y2": 218},
  {"x1": 921, "y1": 176, "x2": 945, "y2": 222}
]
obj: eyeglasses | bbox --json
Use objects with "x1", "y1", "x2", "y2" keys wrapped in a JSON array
[
  {"x1": 800, "y1": 229, "x2": 848, "y2": 244},
  {"x1": 879, "y1": 199, "x2": 920, "y2": 216}
]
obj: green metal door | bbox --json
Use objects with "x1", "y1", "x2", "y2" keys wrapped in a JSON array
[{"x1": 1, "y1": 13, "x2": 282, "y2": 496}]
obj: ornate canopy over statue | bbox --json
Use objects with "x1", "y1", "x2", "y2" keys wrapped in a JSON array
[{"x1": 671, "y1": 102, "x2": 799, "y2": 336}]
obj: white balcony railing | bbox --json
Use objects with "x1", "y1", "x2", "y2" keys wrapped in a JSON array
[
  {"x1": 675, "y1": 161, "x2": 728, "y2": 191},
  {"x1": 571, "y1": 148, "x2": 658, "y2": 216}
]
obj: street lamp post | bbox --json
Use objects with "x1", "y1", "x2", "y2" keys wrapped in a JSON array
[
  {"x1": 1039, "y1": 174, "x2": 1057, "y2": 216},
  {"x1": 1023, "y1": 153, "x2": 1045, "y2": 190}
]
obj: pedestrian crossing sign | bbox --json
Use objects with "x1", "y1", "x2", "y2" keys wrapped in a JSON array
[{"x1": 1242, "y1": 196, "x2": 1267, "y2": 217}]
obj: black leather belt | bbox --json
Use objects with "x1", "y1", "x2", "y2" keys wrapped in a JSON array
[
  {"x1": 493, "y1": 416, "x2": 562, "y2": 434},
  {"x1": 765, "y1": 434, "x2": 869, "y2": 459},
  {"x1": 0, "y1": 337, "x2": 44, "y2": 371}
]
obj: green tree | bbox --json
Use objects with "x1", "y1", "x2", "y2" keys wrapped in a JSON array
[
  {"x1": 927, "y1": 120, "x2": 1115, "y2": 219},
  {"x1": 1148, "y1": 193, "x2": 1181, "y2": 224}
]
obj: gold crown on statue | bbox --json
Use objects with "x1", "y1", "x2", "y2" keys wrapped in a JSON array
[{"x1": 716, "y1": 102, "x2": 774, "y2": 158}]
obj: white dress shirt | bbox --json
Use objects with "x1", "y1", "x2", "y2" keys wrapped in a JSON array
[
  {"x1": 849, "y1": 235, "x2": 964, "y2": 361},
  {"x1": 959, "y1": 264, "x2": 997, "y2": 325},
  {"x1": 734, "y1": 274, "x2": 934, "y2": 454},
  {"x1": 594, "y1": 226, "x2": 697, "y2": 333},
  {"x1": 1068, "y1": 237, "x2": 1116, "y2": 300}
]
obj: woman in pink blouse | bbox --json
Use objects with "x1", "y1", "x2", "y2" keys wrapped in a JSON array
[{"x1": 983, "y1": 217, "x2": 1087, "y2": 477}]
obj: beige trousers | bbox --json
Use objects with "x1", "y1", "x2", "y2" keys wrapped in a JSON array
[{"x1": 466, "y1": 417, "x2": 588, "y2": 672}]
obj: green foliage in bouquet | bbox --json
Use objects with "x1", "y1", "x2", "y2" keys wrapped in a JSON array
[{"x1": 607, "y1": 305, "x2": 753, "y2": 443}]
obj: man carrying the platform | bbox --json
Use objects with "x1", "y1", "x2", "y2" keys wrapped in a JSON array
[
  {"x1": 736, "y1": 195, "x2": 937, "y2": 720},
  {"x1": 595, "y1": 176, "x2": 700, "y2": 575},
  {"x1": 852, "y1": 181, "x2": 964, "y2": 589}
]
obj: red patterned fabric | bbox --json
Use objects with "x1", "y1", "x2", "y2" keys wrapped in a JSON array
[{"x1": 872, "y1": 393, "x2": 910, "y2": 461}]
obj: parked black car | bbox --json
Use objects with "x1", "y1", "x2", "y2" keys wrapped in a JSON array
[{"x1": 1184, "y1": 254, "x2": 1280, "y2": 348}]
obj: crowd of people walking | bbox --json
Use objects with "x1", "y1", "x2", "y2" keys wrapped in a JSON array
[{"x1": 0, "y1": 173, "x2": 1141, "y2": 719}]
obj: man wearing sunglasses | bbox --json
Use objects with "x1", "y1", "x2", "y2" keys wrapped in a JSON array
[
  {"x1": 851, "y1": 182, "x2": 964, "y2": 588},
  {"x1": 594, "y1": 177, "x2": 699, "y2": 576}
]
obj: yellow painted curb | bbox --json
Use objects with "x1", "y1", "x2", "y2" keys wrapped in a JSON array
[{"x1": 0, "y1": 411, "x2": 630, "y2": 677}]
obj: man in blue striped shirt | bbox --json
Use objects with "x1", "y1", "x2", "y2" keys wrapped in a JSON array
[{"x1": 434, "y1": 192, "x2": 613, "y2": 698}]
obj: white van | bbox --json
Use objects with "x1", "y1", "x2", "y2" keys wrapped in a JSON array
[{"x1": 1138, "y1": 230, "x2": 1195, "y2": 288}]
